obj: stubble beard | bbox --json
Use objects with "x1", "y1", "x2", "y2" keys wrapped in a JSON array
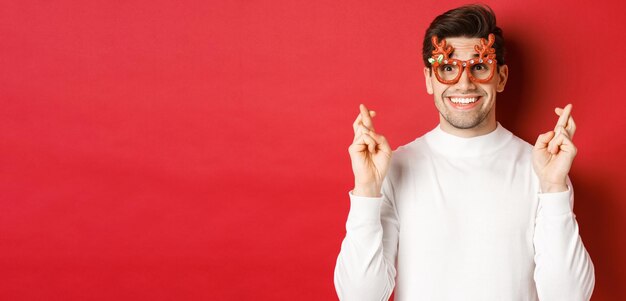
[{"x1": 436, "y1": 95, "x2": 492, "y2": 130}]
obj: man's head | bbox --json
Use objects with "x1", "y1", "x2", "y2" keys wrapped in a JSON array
[{"x1": 422, "y1": 4, "x2": 508, "y2": 137}]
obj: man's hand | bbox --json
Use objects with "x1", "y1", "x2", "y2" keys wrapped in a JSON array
[
  {"x1": 532, "y1": 104, "x2": 577, "y2": 193},
  {"x1": 348, "y1": 104, "x2": 392, "y2": 197}
]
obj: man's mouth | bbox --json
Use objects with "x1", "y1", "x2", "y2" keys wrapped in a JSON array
[
  {"x1": 448, "y1": 96, "x2": 480, "y2": 104},
  {"x1": 445, "y1": 95, "x2": 482, "y2": 109}
]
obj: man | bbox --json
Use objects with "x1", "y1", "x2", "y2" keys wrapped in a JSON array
[{"x1": 334, "y1": 4, "x2": 595, "y2": 301}]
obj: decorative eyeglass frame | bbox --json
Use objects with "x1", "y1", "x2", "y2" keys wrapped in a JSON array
[{"x1": 428, "y1": 33, "x2": 498, "y2": 85}]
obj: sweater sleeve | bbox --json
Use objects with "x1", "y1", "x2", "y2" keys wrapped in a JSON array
[
  {"x1": 533, "y1": 184, "x2": 595, "y2": 300},
  {"x1": 334, "y1": 178, "x2": 400, "y2": 301}
]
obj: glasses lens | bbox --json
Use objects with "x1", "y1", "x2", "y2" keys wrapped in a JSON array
[
  {"x1": 436, "y1": 64, "x2": 460, "y2": 81},
  {"x1": 469, "y1": 61, "x2": 495, "y2": 81}
]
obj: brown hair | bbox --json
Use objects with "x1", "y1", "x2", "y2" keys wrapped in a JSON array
[{"x1": 422, "y1": 4, "x2": 505, "y2": 67}]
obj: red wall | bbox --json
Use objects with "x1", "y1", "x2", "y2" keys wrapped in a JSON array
[{"x1": 2, "y1": 0, "x2": 624, "y2": 299}]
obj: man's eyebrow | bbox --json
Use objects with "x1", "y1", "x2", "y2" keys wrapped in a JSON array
[{"x1": 449, "y1": 52, "x2": 480, "y2": 58}]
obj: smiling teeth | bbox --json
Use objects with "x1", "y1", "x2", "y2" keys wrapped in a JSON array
[{"x1": 450, "y1": 97, "x2": 478, "y2": 104}]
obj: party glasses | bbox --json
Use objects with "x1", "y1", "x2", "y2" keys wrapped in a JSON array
[{"x1": 428, "y1": 33, "x2": 498, "y2": 85}]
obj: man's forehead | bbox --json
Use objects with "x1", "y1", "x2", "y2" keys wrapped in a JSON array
[{"x1": 444, "y1": 36, "x2": 482, "y2": 58}]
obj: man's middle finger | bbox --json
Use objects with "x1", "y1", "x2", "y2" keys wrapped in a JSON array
[
  {"x1": 555, "y1": 106, "x2": 576, "y2": 139},
  {"x1": 556, "y1": 104, "x2": 572, "y2": 129},
  {"x1": 360, "y1": 104, "x2": 376, "y2": 131}
]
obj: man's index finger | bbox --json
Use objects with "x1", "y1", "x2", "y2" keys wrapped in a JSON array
[{"x1": 556, "y1": 104, "x2": 573, "y2": 128}]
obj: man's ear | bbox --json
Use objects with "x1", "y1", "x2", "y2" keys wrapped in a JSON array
[
  {"x1": 496, "y1": 64, "x2": 508, "y2": 93},
  {"x1": 424, "y1": 67, "x2": 434, "y2": 95}
]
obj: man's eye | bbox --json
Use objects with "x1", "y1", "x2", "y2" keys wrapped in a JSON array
[
  {"x1": 473, "y1": 64, "x2": 488, "y2": 71},
  {"x1": 443, "y1": 65, "x2": 454, "y2": 72}
]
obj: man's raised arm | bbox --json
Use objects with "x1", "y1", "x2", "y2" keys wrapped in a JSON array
[
  {"x1": 334, "y1": 104, "x2": 398, "y2": 301},
  {"x1": 531, "y1": 104, "x2": 595, "y2": 300}
]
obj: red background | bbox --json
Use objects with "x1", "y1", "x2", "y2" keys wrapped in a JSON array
[{"x1": 2, "y1": 0, "x2": 625, "y2": 300}]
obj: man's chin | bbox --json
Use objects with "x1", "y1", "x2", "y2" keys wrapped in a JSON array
[
  {"x1": 449, "y1": 121, "x2": 482, "y2": 130},
  {"x1": 443, "y1": 113, "x2": 489, "y2": 130}
]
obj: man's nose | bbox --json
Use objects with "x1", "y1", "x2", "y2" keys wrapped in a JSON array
[{"x1": 455, "y1": 67, "x2": 476, "y2": 90}]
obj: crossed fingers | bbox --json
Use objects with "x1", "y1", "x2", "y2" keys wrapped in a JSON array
[
  {"x1": 351, "y1": 104, "x2": 386, "y2": 154},
  {"x1": 547, "y1": 103, "x2": 577, "y2": 154},
  {"x1": 353, "y1": 104, "x2": 376, "y2": 136},
  {"x1": 554, "y1": 103, "x2": 576, "y2": 139}
]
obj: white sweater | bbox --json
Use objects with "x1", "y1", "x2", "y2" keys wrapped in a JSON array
[{"x1": 334, "y1": 123, "x2": 595, "y2": 301}]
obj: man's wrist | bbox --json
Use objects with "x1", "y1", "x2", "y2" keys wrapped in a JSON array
[
  {"x1": 540, "y1": 182, "x2": 568, "y2": 193},
  {"x1": 352, "y1": 185, "x2": 382, "y2": 198}
]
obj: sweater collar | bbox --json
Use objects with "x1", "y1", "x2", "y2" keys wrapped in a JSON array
[{"x1": 424, "y1": 122, "x2": 513, "y2": 157}]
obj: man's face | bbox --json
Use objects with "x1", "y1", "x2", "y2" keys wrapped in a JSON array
[{"x1": 424, "y1": 36, "x2": 508, "y2": 135}]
